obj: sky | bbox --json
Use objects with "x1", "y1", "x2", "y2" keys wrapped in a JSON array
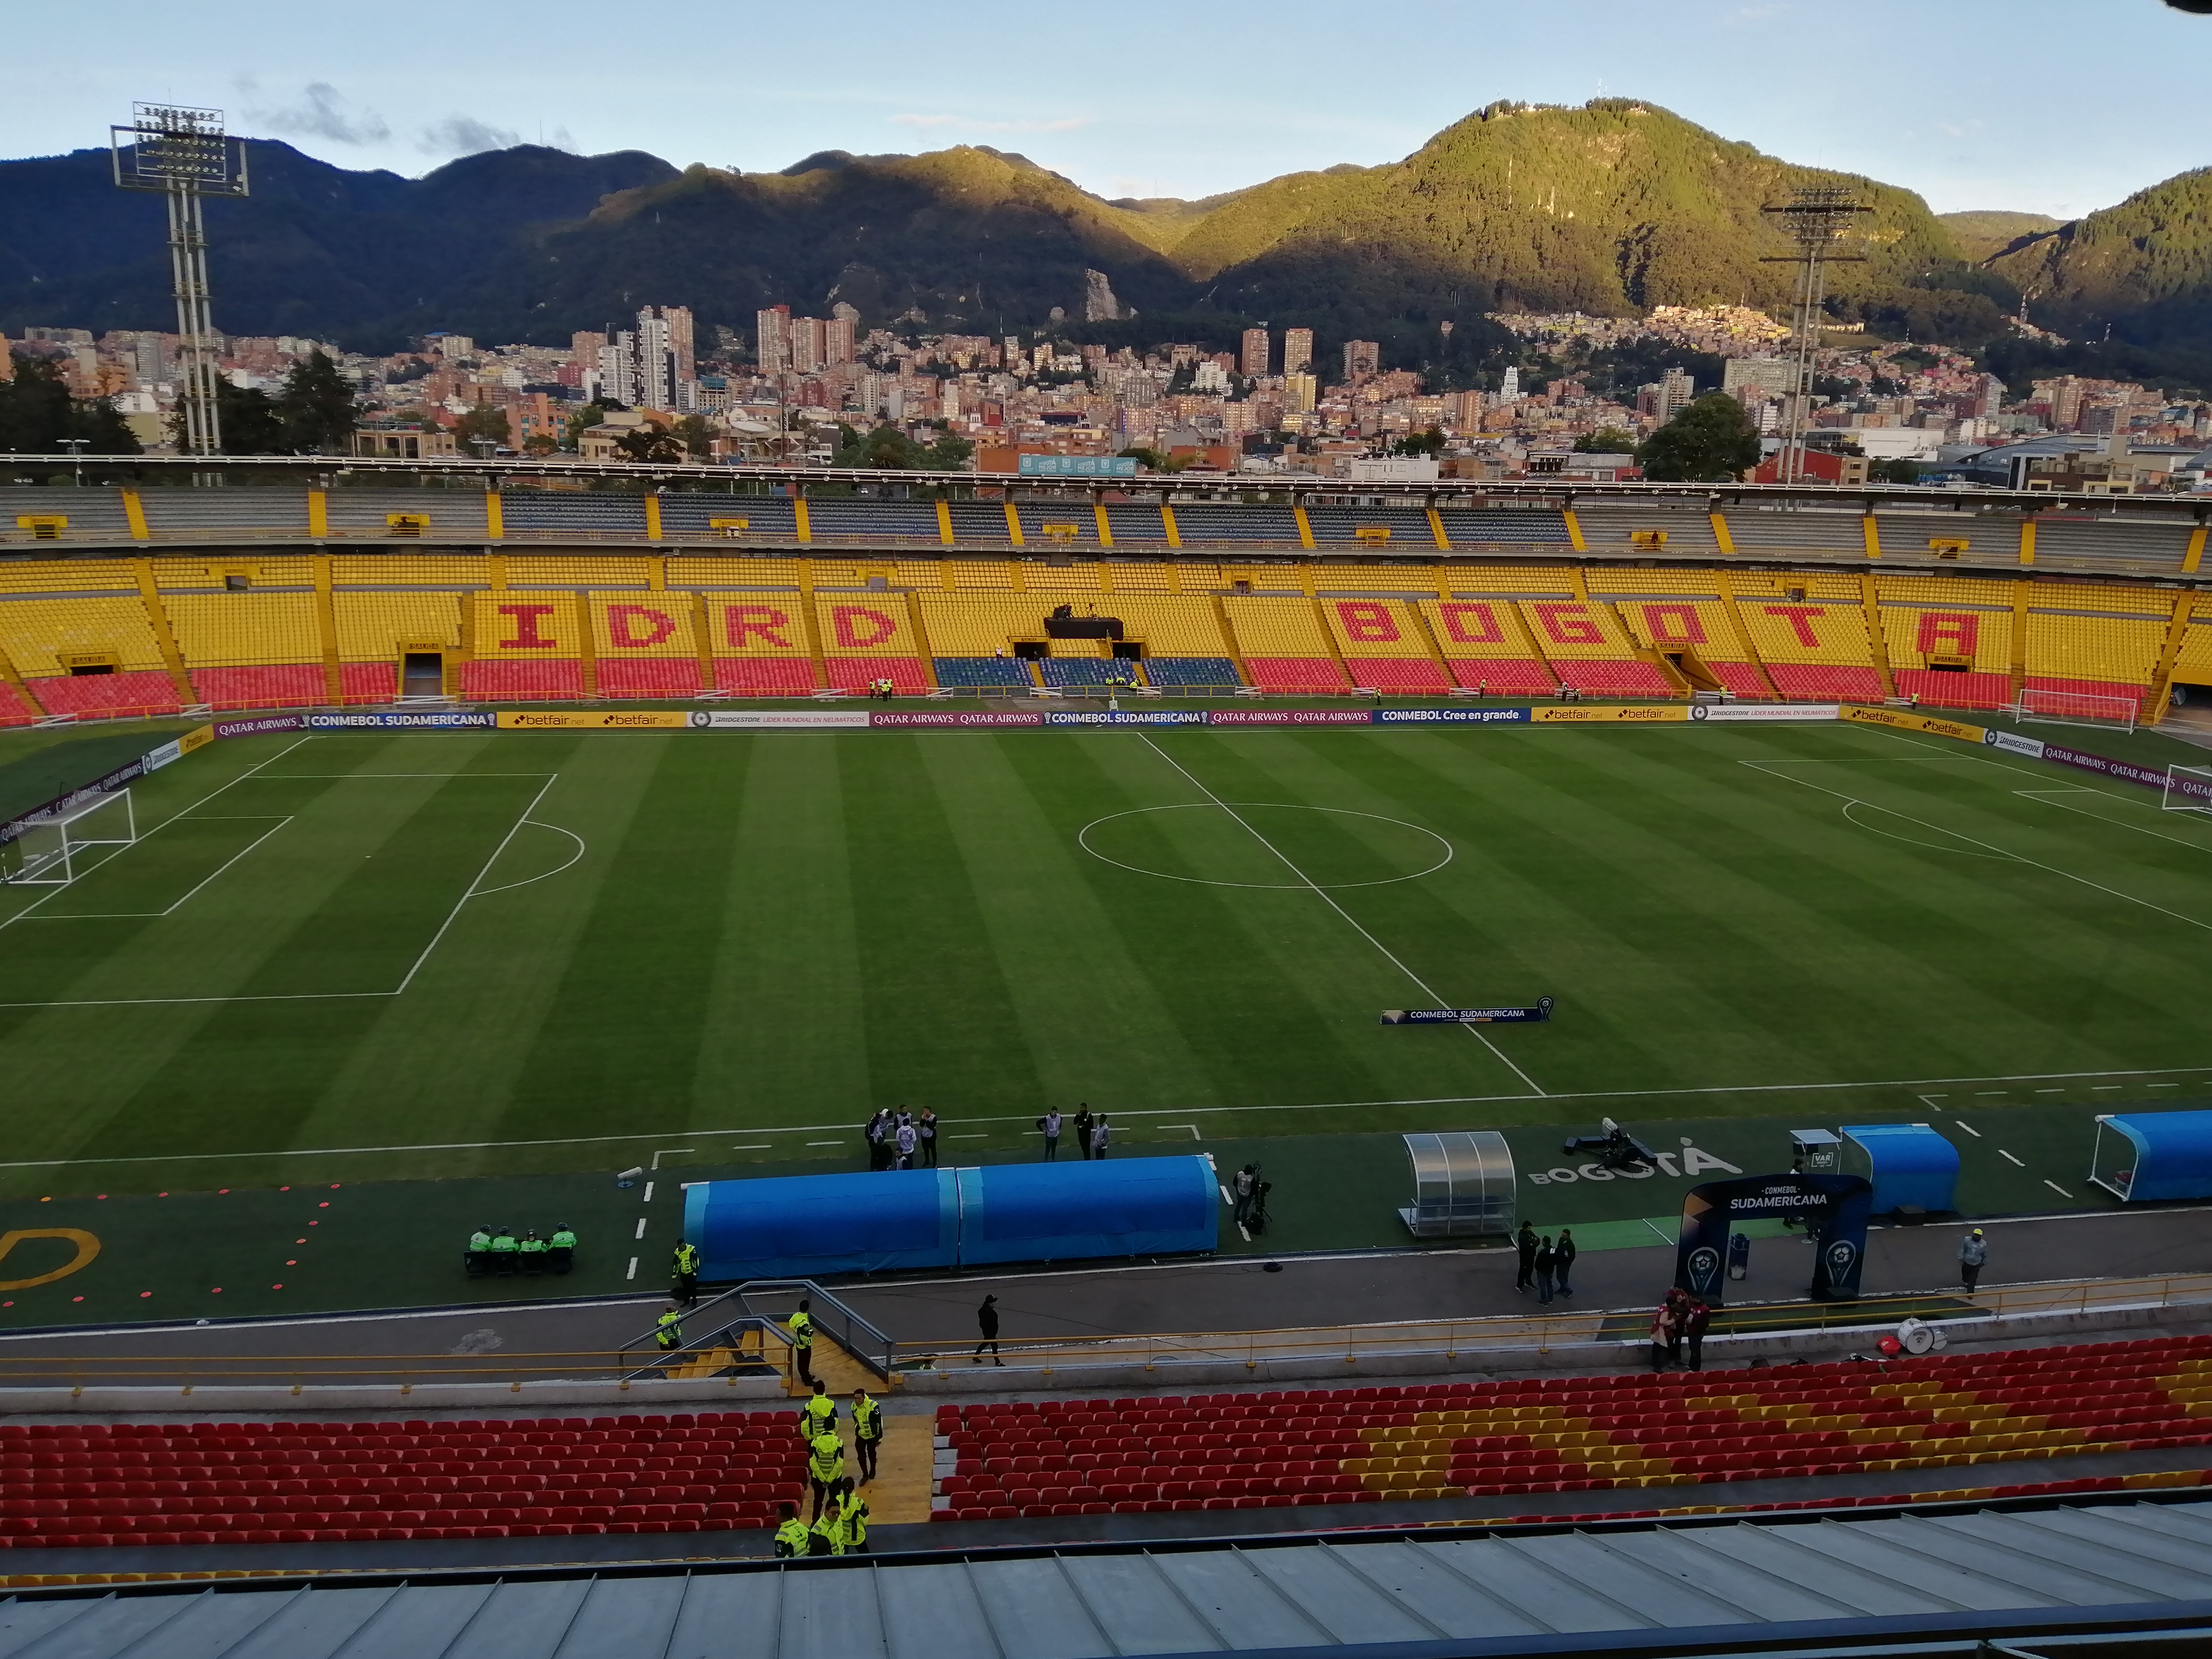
[{"x1": 9, "y1": 0, "x2": 2209, "y2": 222}]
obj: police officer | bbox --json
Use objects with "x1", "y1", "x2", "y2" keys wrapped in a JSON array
[
  {"x1": 807, "y1": 1427, "x2": 845, "y2": 1522},
  {"x1": 800, "y1": 1378, "x2": 837, "y2": 1443},
  {"x1": 672, "y1": 1237, "x2": 700, "y2": 1305},
  {"x1": 788, "y1": 1298, "x2": 816, "y2": 1386},
  {"x1": 517, "y1": 1228, "x2": 549, "y2": 1274},
  {"x1": 465, "y1": 1224, "x2": 493, "y2": 1278},
  {"x1": 772, "y1": 1499, "x2": 810, "y2": 1558},
  {"x1": 549, "y1": 1224, "x2": 578, "y2": 1275},
  {"x1": 807, "y1": 1504, "x2": 840, "y2": 1555},
  {"x1": 488, "y1": 1227, "x2": 520, "y2": 1274},
  {"x1": 834, "y1": 1476, "x2": 870, "y2": 1554},
  {"x1": 851, "y1": 1387, "x2": 883, "y2": 1483},
  {"x1": 655, "y1": 1303, "x2": 685, "y2": 1354}
]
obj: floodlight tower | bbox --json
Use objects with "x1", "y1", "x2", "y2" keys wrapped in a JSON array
[
  {"x1": 111, "y1": 104, "x2": 250, "y2": 457},
  {"x1": 1760, "y1": 186, "x2": 1869, "y2": 484}
]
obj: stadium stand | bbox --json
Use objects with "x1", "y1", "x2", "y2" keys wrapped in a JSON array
[
  {"x1": 665, "y1": 555, "x2": 802, "y2": 590},
  {"x1": 1312, "y1": 561, "x2": 1449, "y2": 594},
  {"x1": 590, "y1": 593, "x2": 703, "y2": 698},
  {"x1": 499, "y1": 490, "x2": 641, "y2": 540},
  {"x1": 1303, "y1": 506, "x2": 1436, "y2": 549},
  {"x1": 1321, "y1": 597, "x2": 1449, "y2": 692},
  {"x1": 0, "y1": 679, "x2": 36, "y2": 725},
  {"x1": 1879, "y1": 574, "x2": 2017, "y2": 709},
  {"x1": 463, "y1": 592, "x2": 586, "y2": 701},
  {"x1": 657, "y1": 494, "x2": 800, "y2": 541},
  {"x1": 1223, "y1": 596, "x2": 1351, "y2": 692},
  {"x1": 1172, "y1": 505, "x2": 1301, "y2": 547},
  {"x1": 932, "y1": 1334, "x2": 2212, "y2": 1521},
  {"x1": 1724, "y1": 572, "x2": 1884, "y2": 702},
  {"x1": 1143, "y1": 658, "x2": 1241, "y2": 688},
  {"x1": 1515, "y1": 597, "x2": 1677, "y2": 698},
  {"x1": 1102, "y1": 558, "x2": 1177, "y2": 589},
  {"x1": 2172, "y1": 597, "x2": 2212, "y2": 688},
  {"x1": 505, "y1": 556, "x2": 653, "y2": 589},
  {"x1": 707, "y1": 596, "x2": 817, "y2": 693},
  {"x1": 945, "y1": 503, "x2": 1018, "y2": 547},
  {"x1": 1571, "y1": 505, "x2": 1721, "y2": 557},
  {"x1": 332, "y1": 592, "x2": 463, "y2": 703},
  {"x1": 1013, "y1": 505, "x2": 1104, "y2": 549},
  {"x1": 1591, "y1": 577, "x2": 1773, "y2": 699},
  {"x1": 1436, "y1": 509, "x2": 1574, "y2": 549},
  {"x1": 1719, "y1": 507, "x2": 1867, "y2": 560},
  {"x1": 807, "y1": 499, "x2": 941, "y2": 544},
  {"x1": 0, "y1": 593, "x2": 181, "y2": 717},
  {"x1": 1414, "y1": 598, "x2": 1559, "y2": 694},
  {"x1": 2020, "y1": 582, "x2": 2170, "y2": 716},
  {"x1": 936, "y1": 657, "x2": 1034, "y2": 688},
  {"x1": 1042, "y1": 656, "x2": 1134, "y2": 688},
  {"x1": 164, "y1": 592, "x2": 326, "y2": 709},
  {"x1": 0, "y1": 1411, "x2": 804, "y2": 1548},
  {"x1": 815, "y1": 593, "x2": 927, "y2": 693},
  {"x1": 1103, "y1": 507, "x2": 1172, "y2": 548}
]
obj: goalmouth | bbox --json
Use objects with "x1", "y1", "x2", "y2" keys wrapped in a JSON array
[
  {"x1": 2012, "y1": 686, "x2": 2141, "y2": 734},
  {"x1": 0, "y1": 789, "x2": 138, "y2": 886},
  {"x1": 2163, "y1": 764, "x2": 2212, "y2": 817}
]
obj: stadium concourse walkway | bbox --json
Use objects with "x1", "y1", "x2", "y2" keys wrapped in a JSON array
[{"x1": 2, "y1": 1206, "x2": 2206, "y2": 1390}]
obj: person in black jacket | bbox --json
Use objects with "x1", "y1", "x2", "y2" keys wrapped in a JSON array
[
  {"x1": 971, "y1": 1293, "x2": 1002, "y2": 1364},
  {"x1": 1553, "y1": 1228, "x2": 1578, "y2": 1297},
  {"x1": 1515, "y1": 1221, "x2": 1538, "y2": 1293}
]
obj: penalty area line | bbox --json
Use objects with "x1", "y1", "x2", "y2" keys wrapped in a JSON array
[{"x1": 11, "y1": 1060, "x2": 2211, "y2": 1172}]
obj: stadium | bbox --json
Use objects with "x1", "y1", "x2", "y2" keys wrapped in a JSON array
[{"x1": 5, "y1": 461, "x2": 2212, "y2": 1655}]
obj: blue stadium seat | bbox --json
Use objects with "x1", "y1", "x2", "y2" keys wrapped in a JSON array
[
  {"x1": 1144, "y1": 658, "x2": 1242, "y2": 687},
  {"x1": 1040, "y1": 658, "x2": 1135, "y2": 688},
  {"x1": 934, "y1": 657, "x2": 1033, "y2": 688}
]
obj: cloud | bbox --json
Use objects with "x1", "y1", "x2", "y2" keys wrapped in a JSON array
[
  {"x1": 247, "y1": 82, "x2": 390, "y2": 145},
  {"x1": 418, "y1": 115, "x2": 522, "y2": 157},
  {"x1": 889, "y1": 113, "x2": 1091, "y2": 135}
]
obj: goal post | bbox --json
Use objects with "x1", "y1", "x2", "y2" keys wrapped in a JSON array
[
  {"x1": 2012, "y1": 686, "x2": 2140, "y2": 734},
  {"x1": 2163, "y1": 764, "x2": 2212, "y2": 816},
  {"x1": 0, "y1": 788, "x2": 137, "y2": 886}
]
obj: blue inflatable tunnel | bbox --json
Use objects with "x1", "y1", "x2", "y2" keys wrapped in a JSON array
[
  {"x1": 955, "y1": 1157, "x2": 1218, "y2": 1267},
  {"x1": 683, "y1": 1169, "x2": 958, "y2": 1281},
  {"x1": 2091, "y1": 1110, "x2": 2212, "y2": 1203},
  {"x1": 1840, "y1": 1122, "x2": 1959, "y2": 1214}
]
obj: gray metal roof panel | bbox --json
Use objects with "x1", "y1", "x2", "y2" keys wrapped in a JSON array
[
  {"x1": 214, "y1": 1585, "x2": 395, "y2": 1659},
  {"x1": 1062, "y1": 1554, "x2": 1226, "y2": 1654},
  {"x1": 775, "y1": 1568, "x2": 894, "y2": 1659},
  {"x1": 9, "y1": 1595, "x2": 198, "y2": 1659},
  {"x1": 1947, "y1": 1509, "x2": 2212, "y2": 1599},
  {"x1": 438, "y1": 1579, "x2": 593, "y2": 1659},
  {"x1": 0, "y1": 1601, "x2": 98, "y2": 1659},
  {"x1": 1510, "y1": 1532, "x2": 1752, "y2": 1630},
  {"x1": 551, "y1": 1576, "x2": 689, "y2": 1659},
  {"x1": 1238, "y1": 1544, "x2": 1445, "y2": 1646},
  {"x1": 878, "y1": 1560, "x2": 1010, "y2": 1659},
  {"x1": 1734, "y1": 1519, "x2": 2055, "y2": 1612},
  {"x1": 1418, "y1": 1537, "x2": 1644, "y2": 1634},
  {"x1": 1599, "y1": 1526, "x2": 1869, "y2": 1625},
  {"x1": 1885, "y1": 1512, "x2": 2186, "y2": 1606},
  {"x1": 1318, "y1": 1539, "x2": 1548, "y2": 1641},
  {"x1": 104, "y1": 1589, "x2": 292, "y2": 1659},
  {"x1": 328, "y1": 1581, "x2": 496, "y2": 1659},
  {"x1": 1151, "y1": 1548, "x2": 1342, "y2": 1652},
  {"x1": 964, "y1": 1556, "x2": 1113, "y2": 1659},
  {"x1": 660, "y1": 1572, "x2": 779, "y2": 1659},
  {"x1": 1691, "y1": 1520, "x2": 1965, "y2": 1618}
]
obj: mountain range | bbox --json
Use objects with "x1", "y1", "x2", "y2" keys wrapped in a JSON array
[{"x1": 1, "y1": 100, "x2": 2207, "y2": 384}]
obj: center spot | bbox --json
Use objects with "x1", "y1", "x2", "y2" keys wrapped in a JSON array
[{"x1": 1077, "y1": 803, "x2": 1453, "y2": 890}]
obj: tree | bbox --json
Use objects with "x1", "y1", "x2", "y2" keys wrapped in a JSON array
[
  {"x1": 670, "y1": 414, "x2": 717, "y2": 459},
  {"x1": 454, "y1": 405, "x2": 512, "y2": 453},
  {"x1": 564, "y1": 402, "x2": 609, "y2": 451},
  {"x1": 1390, "y1": 426, "x2": 1445, "y2": 458},
  {"x1": 1635, "y1": 393, "x2": 1762, "y2": 483},
  {"x1": 926, "y1": 429, "x2": 974, "y2": 470},
  {"x1": 192, "y1": 378, "x2": 286, "y2": 455},
  {"x1": 0, "y1": 354, "x2": 141, "y2": 455},
  {"x1": 1574, "y1": 426, "x2": 1638, "y2": 454},
  {"x1": 276, "y1": 349, "x2": 359, "y2": 454},
  {"x1": 1872, "y1": 457, "x2": 1922, "y2": 485},
  {"x1": 613, "y1": 420, "x2": 685, "y2": 463},
  {"x1": 1118, "y1": 446, "x2": 1168, "y2": 472}
]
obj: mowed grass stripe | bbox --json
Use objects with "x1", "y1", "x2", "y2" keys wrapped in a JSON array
[
  {"x1": 295, "y1": 731, "x2": 663, "y2": 1158},
  {"x1": 1080, "y1": 732, "x2": 1538, "y2": 1105},
  {"x1": 496, "y1": 735, "x2": 752, "y2": 1137},
  {"x1": 692, "y1": 736, "x2": 875, "y2": 1125},
  {"x1": 841, "y1": 735, "x2": 1048, "y2": 1115},
  {"x1": 914, "y1": 734, "x2": 1218, "y2": 1115}
]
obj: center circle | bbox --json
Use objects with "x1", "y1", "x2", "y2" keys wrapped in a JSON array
[{"x1": 1076, "y1": 803, "x2": 1454, "y2": 890}]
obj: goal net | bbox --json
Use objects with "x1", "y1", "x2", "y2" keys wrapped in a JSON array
[
  {"x1": 2013, "y1": 686, "x2": 2140, "y2": 733},
  {"x1": 2163, "y1": 764, "x2": 2212, "y2": 816},
  {"x1": 0, "y1": 789, "x2": 137, "y2": 886}
]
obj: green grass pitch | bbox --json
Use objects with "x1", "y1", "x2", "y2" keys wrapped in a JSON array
[{"x1": 3, "y1": 715, "x2": 2211, "y2": 1210}]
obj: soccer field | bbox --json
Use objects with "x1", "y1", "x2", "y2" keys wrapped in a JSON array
[{"x1": 4, "y1": 716, "x2": 2211, "y2": 1199}]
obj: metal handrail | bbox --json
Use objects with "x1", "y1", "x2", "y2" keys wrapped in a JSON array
[{"x1": 728, "y1": 1280, "x2": 899, "y2": 1381}]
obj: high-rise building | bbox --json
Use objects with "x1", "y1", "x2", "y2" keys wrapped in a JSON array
[
  {"x1": 1343, "y1": 339, "x2": 1380, "y2": 382},
  {"x1": 1283, "y1": 328, "x2": 1312, "y2": 377},
  {"x1": 826, "y1": 317, "x2": 856, "y2": 367},
  {"x1": 2048, "y1": 375, "x2": 2084, "y2": 432},
  {"x1": 1658, "y1": 367, "x2": 1696, "y2": 420},
  {"x1": 790, "y1": 316, "x2": 828, "y2": 375},
  {"x1": 659, "y1": 305, "x2": 694, "y2": 382},
  {"x1": 599, "y1": 332, "x2": 637, "y2": 407},
  {"x1": 756, "y1": 306, "x2": 792, "y2": 375},
  {"x1": 1499, "y1": 365, "x2": 1521, "y2": 403},
  {"x1": 1974, "y1": 373, "x2": 2005, "y2": 419},
  {"x1": 1721, "y1": 357, "x2": 1793, "y2": 405},
  {"x1": 1241, "y1": 327, "x2": 1270, "y2": 379},
  {"x1": 632, "y1": 309, "x2": 674, "y2": 410},
  {"x1": 1283, "y1": 373, "x2": 1317, "y2": 415}
]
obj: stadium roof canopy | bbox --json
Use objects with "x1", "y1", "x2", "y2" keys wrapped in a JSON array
[{"x1": 7, "y1": 1497, "x2": 2212, "y2": 1658}]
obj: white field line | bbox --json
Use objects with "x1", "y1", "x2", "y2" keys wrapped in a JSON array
[
  {"x1": 10, "y1": 1065, "x2": 2212, "y2": 1173},
  {"x1": 1135, "y1": 732, "x2": 1546, "y2": 1097},
  {"x1": 0, "y1": 767, "x2": 564, "y2": 1009},
  {"x1": 2013, "y1": 788, "x2": 2212, "y2": 853},
  {"x1": 1742, "y1": 760, "x2": 2212, "y2": 934},
  {"x1": 472, "y1": 822, "x2": 586, "y2": 899},
  {"x1": 0, "y1": 734, "x2": 315, "y2": 936},
  {"x1": 16, "y1": 817, "x2": 294, "y2": 921}
]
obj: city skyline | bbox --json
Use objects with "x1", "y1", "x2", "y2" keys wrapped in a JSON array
[{"x1": 7, "y1": 0, "x2": 2208, "y2": 222}]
